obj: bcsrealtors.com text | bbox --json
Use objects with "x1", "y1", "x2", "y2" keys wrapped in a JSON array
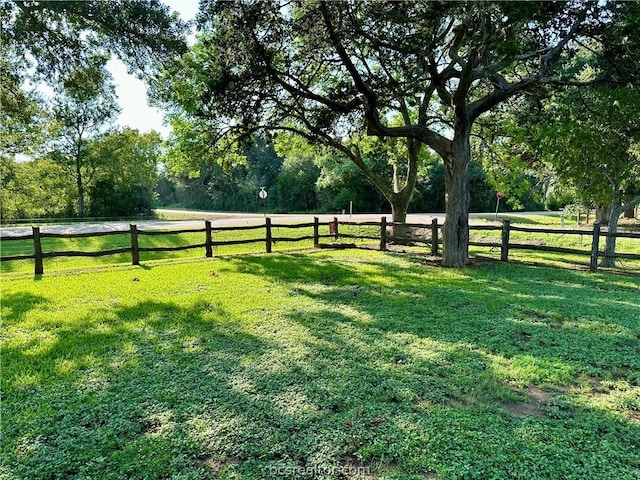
[{"x1": 269, "y1": 464, "x2": 371, "y2": 477}]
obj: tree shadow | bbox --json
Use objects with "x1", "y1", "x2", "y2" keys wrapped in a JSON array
[
  {"x1": 3, "y1": 298, "x2": 276, "y2": 479},
  {"x1": 261, "y1": 254, "x2": 640, "y2": 376},
  {"x1": 213, "y1": 252, "x2": 640, "y2": 476},
  {"x1": 1, "y1": 291, "x2": 50, "y2": 324},
  {"x1": 3, "y1": 253, "x2": 639, "y2": 479}
]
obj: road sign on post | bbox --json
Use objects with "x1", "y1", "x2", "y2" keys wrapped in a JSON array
[
  {"x1": 495, "y1": 192, "x2": 504, "y2": 221},
  {"x1": 258, "y1": 187, "x2": 268, "y2": 217}
]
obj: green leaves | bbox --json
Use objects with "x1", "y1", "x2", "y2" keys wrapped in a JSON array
[{"x1": 3, "y1": 0, "x2": 186, "y2": 80}]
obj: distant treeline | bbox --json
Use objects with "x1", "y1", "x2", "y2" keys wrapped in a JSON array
[{"x1": 155, "y1": 137, "x2": 547, "y2": 215}]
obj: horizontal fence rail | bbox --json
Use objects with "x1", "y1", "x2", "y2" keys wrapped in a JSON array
[
  {"x1": 40, "y1": 230, "x2": 129, "y2": 239},
  {"x1": 1, "y1": 217, "x2": 638, "y2": 275}
]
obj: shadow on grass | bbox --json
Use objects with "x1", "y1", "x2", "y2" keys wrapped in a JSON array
[
  {"x1": 0, "y1": 292, "x2": 50, "y2": 324},
  {"x1": 221, "y1": 253, "x2": 639, "y2": 477},
  {"x1": 234, "y1": 253, "x2": 640, "y2": 378},
  {"x1": 3, "y1": 253, "x2": 640, "y2": 479},
  {"x1": 2, "y1": 298, "x2": 274, "y2": 479}
]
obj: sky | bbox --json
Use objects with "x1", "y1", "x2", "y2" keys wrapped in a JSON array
[{"x1": 108, "y1": 0, "x2": 200, "y2": 138}]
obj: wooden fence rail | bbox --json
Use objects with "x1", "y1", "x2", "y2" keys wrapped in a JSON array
[
  {"x1": 0, "y1": 218, "x2": 339, "y2": 274},
  {"x1": 1, "y1": 217, "x2": 638, "y2": 275}
]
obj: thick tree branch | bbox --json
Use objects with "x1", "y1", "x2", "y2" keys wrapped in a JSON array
[
  {"x1": 318, "y1": 3, "x2": 452, "y2": 157},
  {"x1": 617, "y1": 194, "x2": 640, "y2": 216},
  {"x1": 248, "y1": 30, "x2": 361, "y2": 115},
  {"x1": 468, "y1": 10, "x2": 590, "y2": 122}
]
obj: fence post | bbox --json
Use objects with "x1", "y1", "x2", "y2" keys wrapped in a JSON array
[
  {"x1": 32, "y1": 226, "x2": 44, "y2": 275},
  {"x1": 501, "y1": 220, "x2": 511, "y2": 262},
  {"x1": 265, "y1": 217, "x2": 272, "y2": 253},
  {"x1": 205, "y1": 220, "x2": 213, "y2": 258},
  {"x1": 380, "y1": 216, "x2": 387, "y2": 251},
  {"x1": 313, "y1": 217, "x2": 319, "y2": 248},
  {"x1": 333, "y1": 216, "x2": 339, "y2": 241},
  {"x1": 431, "y1": 218, "x2": 439, "y2": 255},
  {"x1": 590, "y1": 221, "x2": 601, "y2": 272},
  {"x1": 130, "y1": 224, "x2": 140, "y2": 265}
]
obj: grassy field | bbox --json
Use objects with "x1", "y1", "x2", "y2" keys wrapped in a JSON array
[{"x1": 2, "y1": 249, "x2": 639, "y2": 479}]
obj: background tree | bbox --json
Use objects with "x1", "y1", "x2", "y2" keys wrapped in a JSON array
[
  {"x1": 276, "y1": 155, "x2": 320, "y2": 213},
  {"x1": 274, "y1": 133, "x2": 412, "y2": 218},
  {"x1": 157, "y1": 0, "x2": 616, "y2": 266},
  {"x1": 48, "y1": 57, "x2": 119, "y2": 217},
  {"x1": 502, "y1": 86, "x2": 640, "y2": 267},
  {"x1": 245, "y1": 136, "x2": 284, "y2": 209},
  {"x1": 159, "y1": 121, "x2": 285, "y2": 212},
  {"x1": 312, "y1": 148, "x2": 388, "y2": 216},
  {"x1": 1, "y1": 1, "x2": 186, "y2": 220},
  {"x1": 86, "y1": 128, "x2": 163, "y2": 217},
  {"x1": 472, "y1": 104, "x2": 557, "y2": 212},
  {"x1": 1, "y1": 127, "x2": 164, "y2": 221},
  {"x1": 1, "y1": 0, "x2": 186, "y2": 155},
  {"x1": 0, "y1": 157, "x2": 74, "y2": 221}
]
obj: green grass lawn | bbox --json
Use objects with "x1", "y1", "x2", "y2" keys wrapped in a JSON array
[{"x1": 2, "y1": 250, "x2": 639, "y2": 479}]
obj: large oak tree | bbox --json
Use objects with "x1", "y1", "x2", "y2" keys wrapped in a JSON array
[{"x1": 158, "y1": 0, "x2": 618, "y2": 266}]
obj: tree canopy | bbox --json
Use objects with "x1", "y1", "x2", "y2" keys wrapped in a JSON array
[
  {"x1": 2, "y1": 0, "x2": 186, "y2": 78},
  {"x1": 1, "y1": 0, "x2": 187, "y2": 157},
  {"x1": 158, "y1": 0, "x2": 622, "y2": 266}
]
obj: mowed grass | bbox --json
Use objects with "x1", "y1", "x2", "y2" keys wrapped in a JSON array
[{"x1": 2, "y1": 249, "x2": 639, "y2": 480}]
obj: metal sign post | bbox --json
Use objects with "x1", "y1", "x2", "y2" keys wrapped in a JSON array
[
  {"x1": 258, "y1": 187, "x2": 268, "y2": 217},
  {"x1": 494, "y1": 192, "x2": 503, "y2": 221}
]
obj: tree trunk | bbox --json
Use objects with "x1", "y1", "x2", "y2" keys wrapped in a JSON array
[
  {"x1": 387, "y1": 139, "x2": 420, "y2": 240},
  {"x1": 602, "y1": 193, "x2": 640, "y2": 267},
  {"x1": 602, "y1": 204, "x2": 622, "y2": 268},
  {"x1": 391, "y1": 201, "x2": 408, "y2": 223},
  {"x1": 390, "y1": 197, "x2": 410, "y2": 240},
  {"x1": 442, "y1": 134, "x2": 471, "y2": 267},
  {"x1": 76, "y1": 159, "x2": 85, "y2": 218}
]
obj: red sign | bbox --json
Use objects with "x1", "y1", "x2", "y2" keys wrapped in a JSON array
[{"x1": 496, "y1": 192, "x2": 504, "y2": 199}]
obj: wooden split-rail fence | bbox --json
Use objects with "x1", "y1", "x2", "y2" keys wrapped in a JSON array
[{"x1": 1, "y1": 217, "x2": 638, "y2": 275}]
